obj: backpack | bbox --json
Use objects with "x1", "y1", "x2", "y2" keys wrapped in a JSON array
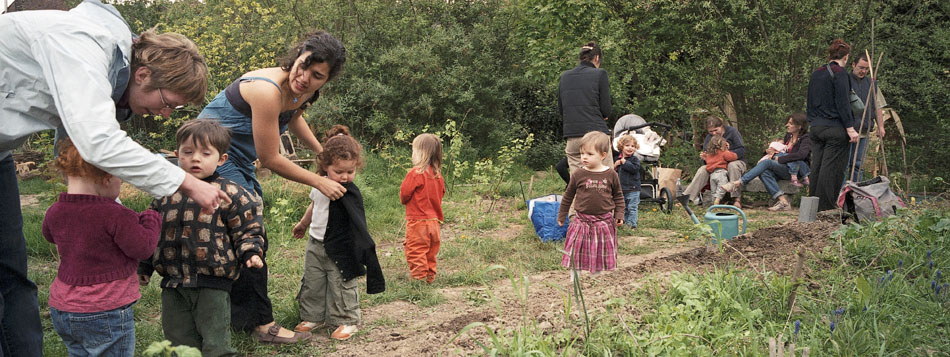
[{"x1": 837, "y1": 176, "x2": 905, "y2": 222}]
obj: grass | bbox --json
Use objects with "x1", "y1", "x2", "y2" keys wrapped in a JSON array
[{"x1": 24, "y1": 149, "x2": 936, "y2": 355}]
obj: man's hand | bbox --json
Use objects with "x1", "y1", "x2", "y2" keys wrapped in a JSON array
[
  {"x1": 877, "y1": 126, "x2": 885, "y2": 138},
  {"x1": 246, "y1": 255, "x2": 264, "y2": 268},
  {"x1": 179, "y1": 174, "x2": 231, "y2": 214},
  {"x1": 138, "y1": 274, "x2": 150, "y2": 286},
  {"x1": 557, "y1": 219, "x2": 564, "y2": 226},
  {"x1": 846, "y1": 127, "x2": 860, "y2": 143},
  {"x1": 292, "y1": 221, "x2": 307, "y2": 239},
  {"x1": 699, "y1": 152, "x2": 707, "y2": 160}
]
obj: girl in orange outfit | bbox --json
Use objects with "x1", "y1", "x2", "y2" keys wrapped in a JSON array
[{"x1": 399, "y1": 134, "x2": 445, "y2": 283}]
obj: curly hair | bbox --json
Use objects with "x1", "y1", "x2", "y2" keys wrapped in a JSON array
[
  {"x1": 615, "y1": 134, "x2": 639, "y2": 153},
  {"x1": 317, "y1": 125, "x2": 362, "y2": 175},
  {"x1": 705, "y1": 135, "x2": 729, "y2": 156},
  {"x1": 54, "y1": 138, "x2": 109, "y2": 181},
  {"x1": 280, "y1": 31, "x2": 346, "y2": 81}
]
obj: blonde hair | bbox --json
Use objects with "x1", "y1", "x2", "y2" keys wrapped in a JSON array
[
  {"x1": 615, "y1": 134, "x2": 639, "y2": 153},
  {"x1": 132, "y1": 29, "x2": 208, "y2": 105},
  {"x1": 411, "y1": 133, "x2": 443, "y2": 177},
  {"x1": 705, "y1": 135, "x2": 729, "y2": 156},
  {"x1": 579, "y1": 131, "x2": 610, "y2": 154}
]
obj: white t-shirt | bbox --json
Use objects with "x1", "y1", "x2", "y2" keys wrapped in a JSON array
[{"x1": 307, "y1": 188, "x2": 331, "y2": 241}]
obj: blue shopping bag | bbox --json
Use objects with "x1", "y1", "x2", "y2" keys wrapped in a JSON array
[{"x1": 527, "y1": 194, "x2": 568, "y2": 242}]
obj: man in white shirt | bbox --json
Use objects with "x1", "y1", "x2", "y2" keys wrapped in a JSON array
[{"x1": 0, "y1": 1, "x2": 227, "y2": 354}]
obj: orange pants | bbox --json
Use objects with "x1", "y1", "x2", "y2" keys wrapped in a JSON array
[{"x1": 404, "y1": 219, "x2": 441, "y2": 282}]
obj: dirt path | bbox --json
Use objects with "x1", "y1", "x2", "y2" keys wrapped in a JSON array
[{"x1": 313, "y1": 209, "x2": 834, "y2": 356}]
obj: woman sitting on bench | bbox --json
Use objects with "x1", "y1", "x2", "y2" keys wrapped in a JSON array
[{"x1": 721, "y1": 113, "x2": 811, "y2": 211}]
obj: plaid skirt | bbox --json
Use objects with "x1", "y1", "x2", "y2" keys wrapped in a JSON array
[{"x1": 561, "y1": 211, "x2": 617, "y2": 273}]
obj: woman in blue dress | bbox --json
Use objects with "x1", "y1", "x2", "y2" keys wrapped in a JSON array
[{"x1": 197, "y1": 31, "x2": 346, "y2": 344}]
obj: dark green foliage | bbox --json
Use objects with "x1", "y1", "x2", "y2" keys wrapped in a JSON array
[{"x1": 35, "y1": 0, "x2": 947, "y2": 182}]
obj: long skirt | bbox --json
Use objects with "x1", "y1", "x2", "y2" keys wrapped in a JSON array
[{"x1": 561, "y1": 211, "x2": 617, "y2": 273}]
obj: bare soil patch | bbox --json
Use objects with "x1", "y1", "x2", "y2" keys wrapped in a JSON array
[{"x1": 320, "y1": 216, "x2": 839, "y2": 356}]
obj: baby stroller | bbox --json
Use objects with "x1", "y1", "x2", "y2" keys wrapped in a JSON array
[{"x1": 612, "y1": 116, "x2": 674, "y2": 214}]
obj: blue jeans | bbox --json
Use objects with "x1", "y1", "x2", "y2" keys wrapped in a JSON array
[
  {"x1": 623, "y1": 191, "x2": 640, "y2": 228},
  {"x1": 50, "y1": 302, "x2": 136, "y2": 357},
  {"x1": 741, "y1": 159, "x2": 790, "y2": 199},
  {"x1": 773, "y1": 153, "x2": 810, "y2": 177},
  {"x1": 846, "y1": 137, "x2": 869, "y2": 182},
  {"x1": 0, "y1": 154, "x2": 43, "y2": 357}
]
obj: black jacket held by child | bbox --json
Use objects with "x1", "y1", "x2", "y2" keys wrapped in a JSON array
[{"x1": 324, "y1": 182, "x2": 386, "y2": 294}]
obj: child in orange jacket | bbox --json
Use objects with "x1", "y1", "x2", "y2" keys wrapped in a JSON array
[
  {"x1": 702, "y1": 135, "x2": 739, "y2": 205},
  {"x1": 399, "y1": 134, "x2": 445, "y2": 283}
]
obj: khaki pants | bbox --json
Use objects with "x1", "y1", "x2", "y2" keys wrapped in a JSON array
[
  {"x1": 564, "y1": 136, "x2": 614, "y2": 175},
  {"x1": 297, "y1": 239, "x2": 361, "y2": 326},
  {"x1": 683, "y1": 161, "x2": 748, "y2": 202}
]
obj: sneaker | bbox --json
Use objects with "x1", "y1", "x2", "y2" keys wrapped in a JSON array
[
  {"x1": 720, "y1": 181, "x2": 739, "y2": 194},
  {"x1": 768, "y1": 200, "x2": 791, "y2": 211},
  {"x1": 331, "y1": 325, "x2": 359, "y2": 341},
  {"x1": 294, "y1": 321, "x2": 325, "y2": 333}
]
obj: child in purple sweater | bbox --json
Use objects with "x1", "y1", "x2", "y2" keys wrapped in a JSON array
[{"x1": 42, "y1": 138, "x2": 162, "y2": 356}]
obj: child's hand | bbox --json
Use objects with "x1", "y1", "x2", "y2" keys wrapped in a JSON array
[
  {"x1": 292, "y1": 222, "x2": 307, "y2": 239},
  {"x1": 614, "y1": 159, "x2": 622, "y2": 168},
  {"x1": 557, "y1": 219, "x2": 564, "y2": 226},
  {"x1": 616, "y1": 218, "x2": 624, "y2": 226},
  {"x1": 138, "y1": 274, "x2": 150, "y2": 286},
  {"x1": 246, "y1": 255, "x2": 264, "y2": 268}
]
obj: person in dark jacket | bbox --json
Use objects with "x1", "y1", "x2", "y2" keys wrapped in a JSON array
[
  {"x1": 722, "y1": 113, "x2": 812, "y2": 211},
  {"x1": 614, "y1": 134, "x2": 642, "y2": 228},
  {"x1": 806, "y1": 39, "x2": 860, "y2": 211},
  {"x1": 559, "y1": 41, "x2": 613, "y2": 174},
  {"x1": 682, "y1": 115, "x2": 747, "y2": 207}
]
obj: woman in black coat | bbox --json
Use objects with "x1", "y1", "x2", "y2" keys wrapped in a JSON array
[{"x1": 558, "y1": 41, "x2": 612, "y2": 173}]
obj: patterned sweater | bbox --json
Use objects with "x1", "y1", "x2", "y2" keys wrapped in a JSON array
[{"x1": 138, "y1": 173, "x2": 265, "y2": 291}]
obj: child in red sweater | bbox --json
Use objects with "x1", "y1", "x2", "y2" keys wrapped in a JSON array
[
  {"x1": 702, "y1": 135, "x2": 738, "y2": 205},
  {"x1": 43, "y1": 138, "x2": 161, "y2": 356},
  {"x1": 399, "y1": 133, "x2": 446, "y2": 283}
]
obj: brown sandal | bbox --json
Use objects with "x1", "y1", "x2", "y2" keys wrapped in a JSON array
[{"x1": 252, "y1": 324, "x2": 312, "y2": 344}]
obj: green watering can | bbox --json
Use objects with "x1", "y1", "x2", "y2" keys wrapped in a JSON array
[
  {"x1": 703, "y1": 205, "x2": 747, "y2": 241},
  {"x1": 676, "y1": 196, "x2": 747, "y2": 243}
]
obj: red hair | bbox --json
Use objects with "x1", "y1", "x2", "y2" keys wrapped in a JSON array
[
  {"x1": 54, "y1": 138, "x2": 109, "y2": 181},
  {"x1": 827, "y1": 39, "x2": 850, "y2": 61}
]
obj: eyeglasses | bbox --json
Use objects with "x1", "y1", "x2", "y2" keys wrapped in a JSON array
[{"x1": 158, "y1": 88, "x2": 186, "y2": 111}]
